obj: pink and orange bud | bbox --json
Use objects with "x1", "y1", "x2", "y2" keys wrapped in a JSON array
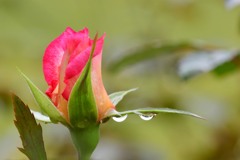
[{"x1": 43, "y1": 27, "x2": 115, "y2": 121}]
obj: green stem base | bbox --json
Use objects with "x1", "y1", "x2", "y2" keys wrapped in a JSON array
[{"x1": 69, "y1": 124, "x2": 100, "y2": 160}]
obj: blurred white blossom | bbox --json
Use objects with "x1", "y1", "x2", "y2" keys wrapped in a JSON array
[{"x1": 225, "y1": 0, "x2": 240, "y2": 9}]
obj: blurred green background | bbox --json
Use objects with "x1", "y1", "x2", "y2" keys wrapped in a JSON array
[{"x1": 1, "y1": 0, "x2": 240, "y2": 159}]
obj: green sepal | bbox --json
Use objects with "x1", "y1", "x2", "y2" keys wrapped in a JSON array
[
  {"x1": 109, "y1": 88, "x2": 137, "y2": 106},
  {"x1": 105, "y1": 107, "x2": 204, "y2": 119},
  {"x1": 68, "y1": 34, "x2": 98, "y2": 128},
  {"x1": 69, "y1": 124, "x2": 100, "y2": 160},
  {"x1": 12, "y1": 93, "x2": 47, "y2": 160},
  {"x1": 19, "y1": 70, "x2": 67, "y2": 125}
]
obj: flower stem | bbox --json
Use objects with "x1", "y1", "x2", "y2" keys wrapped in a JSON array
[{"x1": 69, "y1": 124, "x2": 100, "y2": 160}]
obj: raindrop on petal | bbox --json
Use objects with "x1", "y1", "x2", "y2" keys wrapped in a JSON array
[
  {"x1": 112, "y1": 114, "x2": 128, "y2": 122},
  {"x1": 139, "y1": 114, "x2": 155, "y2": 121}
]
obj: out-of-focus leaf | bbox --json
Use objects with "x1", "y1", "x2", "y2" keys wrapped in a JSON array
[
  {"x1": 104, "y1": 107, "x2": 204, "y2": 120},
  {"x1": 12, "y1": 94, "x2": 47, "y2": 160},
  {"x1": 178, "y1": 50, "x2": 240, "y2": 79},
  {"x1": 213, "y1": 54, "x2": 240, "y2": 75},
  {"x1": 110, "y1": 40, "x2": 239, "y2": 79},
  {"x1": 68, "y1": 34, "x2": 98, "y2": 128},
  {"x1": 109, "y1": 88, "x2": 137, "y2": 106},
  {"x1": 109, "y1": 42, "x2": 213, "y2": 72}
]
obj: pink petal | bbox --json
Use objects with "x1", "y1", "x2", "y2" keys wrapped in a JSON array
[
  {"x1": 43, "y1": 27, "x2": 90, "y2": 96},
  {"x1": 62, "y1": 36, "x2": 104, "y2": 99},
  {"x1": 43, "y1": 27, "x2": 75, "y2": 86},
  {"x1": 65, "y1": 37, "x2": 104, "y2": 80}
]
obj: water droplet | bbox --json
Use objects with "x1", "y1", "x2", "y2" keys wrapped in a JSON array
[
  {"x1": 112, "y1": 114, "x2": 128, "y2": 122},
  {"x1": 139, "y1": 114, "x2": 155, "y2": 121}
]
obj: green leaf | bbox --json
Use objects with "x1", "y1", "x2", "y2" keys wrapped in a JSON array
[
  {"x1": 19, "y1": 70, "x2": 67, "y2": 125},
  {"x1": 105, "y1": 107, "x2": 204, "y2": 119},
  {"x1": 109, "y1": 88, "x2": 137, "y2": 106},
  {"x1": 68, "y1": 34, "x2": 98, "y2": 128},
  {"x1": 12, "y1": 93, "x2": 47, "y2": 160}
]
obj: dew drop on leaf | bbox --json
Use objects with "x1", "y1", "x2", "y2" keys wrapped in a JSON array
[
  {"x1": 112, "y1": 114, "x2": 128, "y2": 122},
  {"x1": 139, "y1": 114, "x2": 155, "y2": 121}
]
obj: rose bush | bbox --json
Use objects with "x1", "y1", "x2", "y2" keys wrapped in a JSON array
[{"x1": 43, "y1": 27, "x2": 115, "y2": 122}]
